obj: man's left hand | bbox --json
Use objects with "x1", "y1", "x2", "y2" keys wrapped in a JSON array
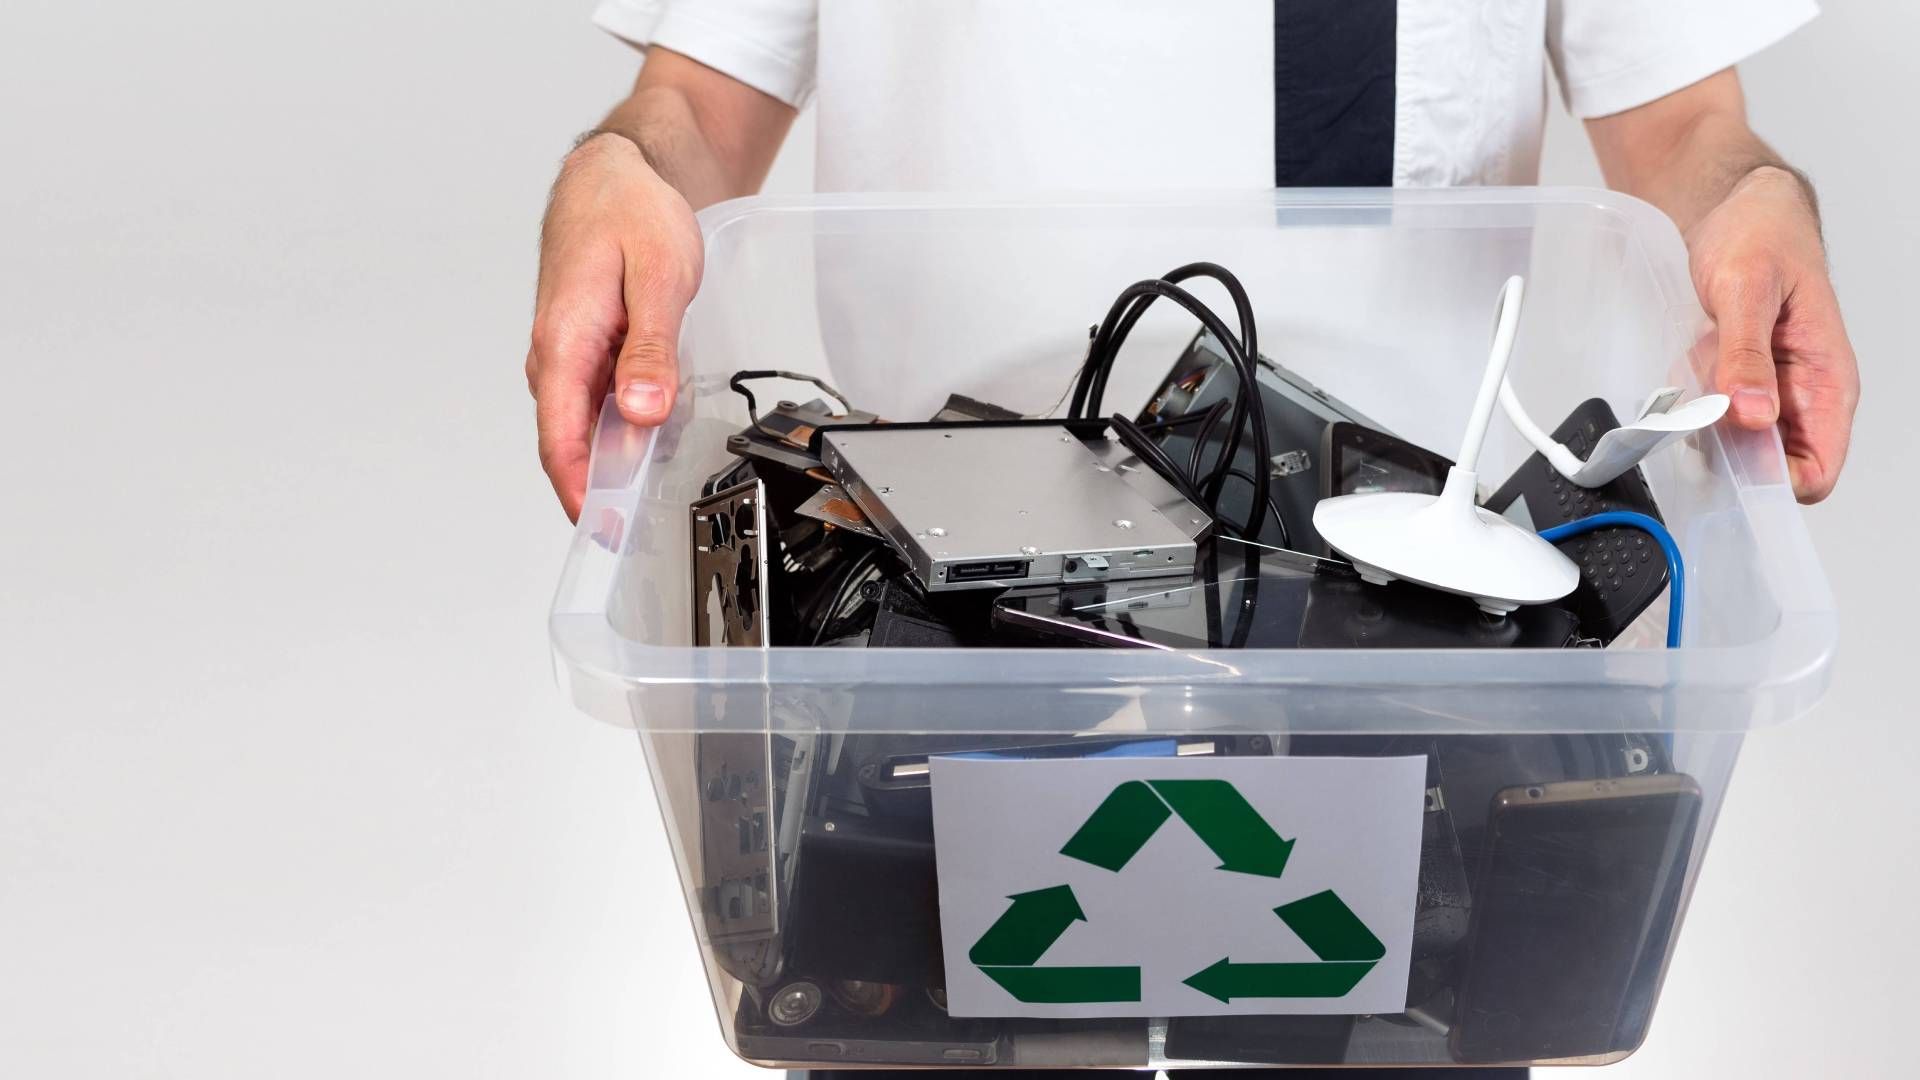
[{"x1": 1685, "y1": 165, "x2": 1859, "y2": 503}]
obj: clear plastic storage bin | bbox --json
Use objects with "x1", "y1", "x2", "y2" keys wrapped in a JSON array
[{"x1": 549, "y1": 189, "x2": 1836, "y2": 1070}]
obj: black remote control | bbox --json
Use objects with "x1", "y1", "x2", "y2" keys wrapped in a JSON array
[{"x1": 1485, "y1": 399, "x2": 1671, "y2": 645}]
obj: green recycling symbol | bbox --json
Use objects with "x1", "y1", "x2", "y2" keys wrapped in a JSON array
[{"x1": 968, "y1": 779, "x2": 1385, "y2": 1004}]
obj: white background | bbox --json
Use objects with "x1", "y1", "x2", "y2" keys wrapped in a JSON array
[{"x1": 0, "y1": 2, "x2": 1912, "y2": 1077}]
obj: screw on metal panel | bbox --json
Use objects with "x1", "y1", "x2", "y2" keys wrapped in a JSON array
[
  {"x1": 1059, "y1": 434, "x2": 1074, "y2": 443},
  {"x1": 824, "y1": 821, "x2": 837, "y2": 832},
  {"x1": 1113, "y1": 519, "x2": 1134, "y2": 529},
  {"x1": 879, "y1": 486, "x2": 892, "y2": 495},
  {"x1": 1018, "y1": 509, "x2": 1029, "y2": 516},
  {"x1": 928, "y1": 527, "x2": 946, "y2": 537},
  {"x1": 1020, "y1": 546, "x2": 1040, "y2": 556},
  {"x1": 1190, "y1": 518, "x2": 1203, "y2": 526},
  {"x1": 1094, "y1": 463, "x2": 1113, "y2": 472}
]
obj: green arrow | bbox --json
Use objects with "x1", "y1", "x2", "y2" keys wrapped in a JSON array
[
  {"x1": 1060, "y1": 780, "x2": 1173, "y2": 872},
  {"x1": 980, "y1": 965, "x2": 1142, "y2": 1004},
  {"x1": 1276, "y1": 889, "x2": 1384, "y2": 962},
  {"x1": 1183, "y1": 891, "x2": 1384, "y2": 1002},
  {"x1": 1147, "y1": 779, "x2": 1294, "y2": 877},
  {"x1": 1182, "y1": 957, "x2": 1376, "y2": 1003},
  {"x1": 968, "y1": 885, "x2": 1087, "y2": 966}
]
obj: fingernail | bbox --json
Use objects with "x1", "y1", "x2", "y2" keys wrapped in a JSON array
[
  {"x1": 1731, "y1": 388, "x2": 1776, "y2": 424},
  {"x1": 621, "y1": 382, "x2": 664, "y2": 415}
]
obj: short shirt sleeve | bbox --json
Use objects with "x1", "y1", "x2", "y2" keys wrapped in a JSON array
[
  {"x1": 593, "y1": 0, "x2": 818, "y2": 108},
  {"x1": 1546, "y1": 0, "x2": 1818, "y2": 118}
]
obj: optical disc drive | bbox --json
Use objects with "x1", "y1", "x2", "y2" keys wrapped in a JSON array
[{"x1": 820, "y1": 424, "x2": 1211, "y2": 593}]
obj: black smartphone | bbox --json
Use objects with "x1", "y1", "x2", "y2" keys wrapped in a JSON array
[
  {"x1": 1321, "y1": 420, "x2": 1455, "y2": 500},
  {"x1": 1450, "y1": 773, "x2": 1703, "y2": 1064},
  {"x1": 1297, "y1": 571, "x2": 1585, "y2": 650},
  {"x1": 1484, "y1": 398, "x2": 1671, "y2": 645}
]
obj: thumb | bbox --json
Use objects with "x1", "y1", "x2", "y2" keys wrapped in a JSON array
[
  {"x1": 1702, "y1": 262, "x2": 1785, "y2": 429},
  {"x1": 613, "y1": 251, "x2": 700, "y2": 426}
]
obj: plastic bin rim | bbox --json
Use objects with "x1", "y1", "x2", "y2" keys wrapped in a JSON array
[
  {"x1": 551, "y1": 187, "x2": 1837, "y2": 734},
  {"x1": 693, "y1": 185, "x2": 1678, "y2": 224},
  {"x1": 692, "y1": 185, "x2": 1699, "y2": 312}
]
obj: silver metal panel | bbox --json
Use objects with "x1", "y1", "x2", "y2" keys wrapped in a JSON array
[
  {"x1": 696, "y1": 732, "x2": 780, "y2": 951},
  {"x1": 820, "y1": 424, "x2": 1209, "y2": 592},
  {"x1": 1085, "y1": 436, "x2": 1212, "y2": 542},
  {"x1": 690, "y1": 479, "x2": 770, "y2": 646}
]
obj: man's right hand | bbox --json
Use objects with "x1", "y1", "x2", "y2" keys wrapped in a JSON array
[
  {"x1": 528, "y1": 51, "x2": 796, "y2": 516},
  {"x1": 527, "y1": 132, "x2": 703, "y2": 520}
]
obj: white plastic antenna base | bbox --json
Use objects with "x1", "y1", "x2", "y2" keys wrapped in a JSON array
[
  {"x1": 1312, "y1": 273, "x2": 1577, "y2": 615},
  {"x1": 1314, "y1": 466, "x2": 1579, "y2": 616}
]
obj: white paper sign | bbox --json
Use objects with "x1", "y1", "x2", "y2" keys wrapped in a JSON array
[{"x1": 930, "y1": 754, "x2": 1426, "y2": 1018}]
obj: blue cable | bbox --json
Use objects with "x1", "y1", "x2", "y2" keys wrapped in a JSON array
[{"x1": 1536, "y1": 511, "x2": 1685, "y2": 649}]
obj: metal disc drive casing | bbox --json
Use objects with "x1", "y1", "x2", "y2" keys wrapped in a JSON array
[{"x1": 820, "y1": 425, "x2": 1210, "y2": 593}]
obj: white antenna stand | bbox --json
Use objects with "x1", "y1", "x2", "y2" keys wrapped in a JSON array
[{"x1": 1312, "y1": 276, "x2": 1579, "y2": 616}]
